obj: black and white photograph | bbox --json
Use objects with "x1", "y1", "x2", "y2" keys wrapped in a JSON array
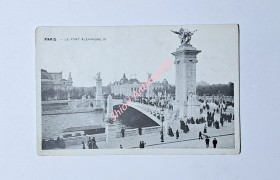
[{"x1": 36, "y1": 25, "x2": 240, "y2": 155}]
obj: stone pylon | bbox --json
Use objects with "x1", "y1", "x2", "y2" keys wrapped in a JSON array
[
  {"x1": 104, "y1": 94, "x2": 117, "y2": 142},
  {"x1": 106, "y1": 94, "x2": 113, "y2": 118},
  {"x1": 95, "y1": 72, "x2": 103, "y2": 107},
  {"x1": 172, "y1": 43, "x2": 201, "y2": 119}
]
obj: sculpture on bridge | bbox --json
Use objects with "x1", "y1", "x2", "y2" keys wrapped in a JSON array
[
  {"x1": 187, "y1": 91, "x2": 197, "y2": 103},
  {"x1": 96, "y1": 72, "x2": 101, "y2": 79},
  {"x1": 171, "y1": 28, "x2": 197, "y2": 45}
]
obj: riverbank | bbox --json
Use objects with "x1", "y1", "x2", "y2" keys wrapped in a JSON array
[{"x1": 42, "y1": 108, "x2": 103, "y2": 115}]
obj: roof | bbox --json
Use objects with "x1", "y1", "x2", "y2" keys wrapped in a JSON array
[
  {"x1": 113, "y1": 81, "x2": 119, "y2": 85},
  {"x1": 62, "y1": 125, "x2": 105, "y2": 133},
  {"x1": 49, "y1": 72, "x2": 62, "y2": 75},
  {"x1": 128, "y1": 78, "x2": 140, "y2": 84},
  {"x1": 41, "y1": 69, "x2": 53, "y2": 80},
  {"x1": 120, "y1": 73, "x2": 128, "y2": 84}
]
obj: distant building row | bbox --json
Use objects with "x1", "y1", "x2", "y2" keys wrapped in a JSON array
[
  {"x1": 41, "y1": 69, "x2": 73, "y2": 91},
  {"x1": 41, "y1": 70, "x2": 171, "y2": 97}
]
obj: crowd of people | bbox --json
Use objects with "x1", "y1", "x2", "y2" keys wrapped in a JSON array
[
  {"x1": 186, "y1": 117, "x2": 206, "y2": 124},
  {"x1": 42, "y1": 137, "x2": 65, "y2": 150},
  {"x1": 114, "y1": 95, "x2": 234, "y2": 149},
  {"x1": 84, "y1": 137, "x2": 98, "y2": 149},
  {"x1": 206, "y1": 111, "x2": 220, "y2": 129},
  {"x1": 180, "y1": 120, "x2": 190, "y2": 133},
  {"x1": 220, "y1": 112, "x2": 234, "y2": 123},
  {"x1": 203, "y1": 100, "x2": 235, "y2": 129},
  {"x1": 131, "y1": 96, "x2": 174, "y2": 110},
  {"x1": 198, "y1": 128, "x2": 219, "y2": 148}
]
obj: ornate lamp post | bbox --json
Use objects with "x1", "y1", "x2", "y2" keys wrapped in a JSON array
[{"x1": 160, "y1": 107, "x2": 164, "y2": 142}]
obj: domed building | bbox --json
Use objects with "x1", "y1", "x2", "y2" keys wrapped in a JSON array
[
  {"x1": 119, "y1": 73, "x2": 128, "y2": 84},
  {"x1": 110, "y1": 73, "x2": 170, "y2": 98}
]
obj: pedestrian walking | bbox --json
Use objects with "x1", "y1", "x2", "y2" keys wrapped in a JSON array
[
  {"x1": 205, "y1": 137, "x2": 210, "y2": 148},
  {"x1": 160, "y1": 130, "x2": 164, "y2": 142},
  {"x1": 82, "y1": 141, "x2": 85, "y2": 149},
  {"x1": 199, "y1": 131, "x2": 203, "y2": 140},
  {"x1": 87, "y1": 137, "x2": 92, "y2": 149},
  {"x1": 121, "y1": 127, "x2": 125, "y2": 138},
  {"x1": 185, "y1": 124, "x2": 189, "y2": 133},
  {"x1": 220, "y1": 117, "x2": 224, "y2": 127},
  {"x1": 204, "y1": 124, "x2": 207, "y2": 133},
  {"x1": 138, "y1": 127, "x2": 142, "y2": 135},
  {"x1": 213, "y1": 138, "x2": 218, "y2": 148},
  {"x1": 176, "y1": 130, "x2": 179, "y2": 139}
]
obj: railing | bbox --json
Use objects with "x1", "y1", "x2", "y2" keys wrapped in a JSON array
[
  {"x1": 63, "y1": 126, "x2": 163, "y2": 146},
  {"x1": 76, "y1": 100, "x2": 89, "y2": 108},
  {"x1": 116, "y1": 128, "x2": 138, "y2": 138},
  {"x1": 64, "y1": 134, "x2": 106, "y2": 146},
  {"x1": 116, "y1": 126, "x2": 162, "y2": 138},
  {"x1": 142, "y1": 126, "x2": 162, "y2": 134},
  {"x1": 42, "y1": 108, "x2": 94, "y2": 115}
]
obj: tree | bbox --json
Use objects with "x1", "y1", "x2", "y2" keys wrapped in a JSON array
[
  {"x1": 41, "y1": 88, "x2": 56, "y2": 101},
  {"x1": 228, "y1": 82, "x2": 234, "y2": 96},
  {"x1": 196, "y1": 83, "x2": 234, "y2": 96}
]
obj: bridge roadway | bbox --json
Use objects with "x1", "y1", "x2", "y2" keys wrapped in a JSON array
[
  {"x1": 111, "y1": 99, "x2": 163, "y2": 126},
  {"x1": 66, "y1": 120, "x2": 235, "y2": 149}
]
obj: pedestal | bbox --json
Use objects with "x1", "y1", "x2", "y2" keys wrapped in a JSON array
[
  {"x1": 105, "y1": 123, "x2": 117, "y2": 142},
  {"x1": 174, "y1": 100, "x2": 200, "y2": 120},
  {"x1": 184, "y1": 100, "x2": 200, "y2": 119}
]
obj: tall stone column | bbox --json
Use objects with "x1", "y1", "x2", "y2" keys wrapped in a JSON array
[
  {"x1": 95, "y1": 72, "x2": 103, "y2": 107},
  {"x1": 147, "y1": 73, "x2": 151, "y2": 98},
  {"x1": 175, "y1": 62, "x2": 179, "y2": 102},
  {"x1": 172, "y1": 43, "x2": 201, "y2": 119},
  {"x1": 106, "y1": 94, "x2": 113, "y2": 118}
]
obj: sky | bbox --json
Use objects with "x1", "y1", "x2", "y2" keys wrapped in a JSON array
[{"x1": 36, "y1": 25, "x2": 239, "y2": 87}]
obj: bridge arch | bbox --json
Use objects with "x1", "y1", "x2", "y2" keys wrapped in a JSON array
[{"x1": 111, "y1": 99, "x2": 162, "y2": 126}]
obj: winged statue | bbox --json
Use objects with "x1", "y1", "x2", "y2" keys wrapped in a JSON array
[{"x1": 171, "y1": 28, "x2": 197, "y2": 45}]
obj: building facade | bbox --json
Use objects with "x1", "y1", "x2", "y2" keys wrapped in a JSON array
[
  {"x1": 110, "y1": 73, "x2": 171, "y2": 98},
  {"x1": 41, "y1": 69, "x2": 73, "y2": 91}
]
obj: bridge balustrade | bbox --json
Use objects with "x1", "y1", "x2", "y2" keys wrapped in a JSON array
[{"x1": 115, "y1": 126, "x2": 162, "y2": 138}]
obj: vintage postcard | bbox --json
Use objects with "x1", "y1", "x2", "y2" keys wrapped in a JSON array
[{"x1": 36, "y1": 25, "x2": 240, "y2": 155}]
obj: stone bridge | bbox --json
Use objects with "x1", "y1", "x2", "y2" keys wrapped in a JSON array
[{"x1": 111, "y1": 99, "x2": 163, "y2": 126}]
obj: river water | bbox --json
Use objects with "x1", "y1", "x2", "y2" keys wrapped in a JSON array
[
  {"x1": 42, "y1": 112, "x2": 105, "y2": 139},
  {"x1": 42, "y1": 106, "x2": 159, "y2": 140}
]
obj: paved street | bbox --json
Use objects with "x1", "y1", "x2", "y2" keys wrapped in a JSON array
[{"x1": 67, "y1": 118, "x2": 235, "y2": 149}]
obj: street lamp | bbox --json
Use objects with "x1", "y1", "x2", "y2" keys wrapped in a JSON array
[{"x1": 160, "y1": 107, "x2": 164, "y2": 142}]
